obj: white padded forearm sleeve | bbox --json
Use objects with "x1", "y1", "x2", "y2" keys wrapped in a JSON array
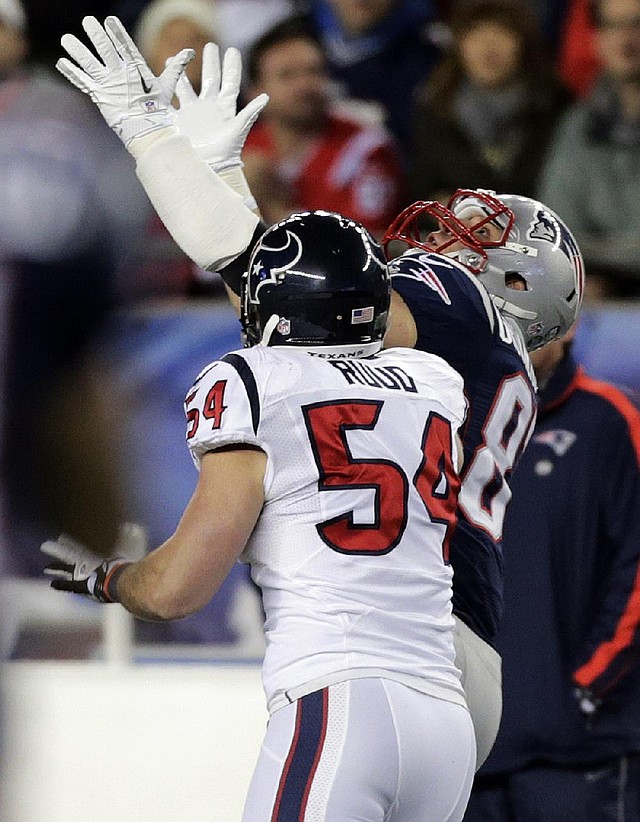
[{"x1": 131, "y1": 128, "x2": 259, "y2": 271}]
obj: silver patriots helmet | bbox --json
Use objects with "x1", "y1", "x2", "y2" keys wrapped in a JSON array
[
  {"x1": 384, "y1": 189, "x2": 584, "y2": 351},
  {"x1": 241, "y1": 211, "x2": 391, "y2": 358}
]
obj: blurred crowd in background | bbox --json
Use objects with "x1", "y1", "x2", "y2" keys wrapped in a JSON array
[{"x1": 2, "y1": 0, "x2": 640, "y2": 654}]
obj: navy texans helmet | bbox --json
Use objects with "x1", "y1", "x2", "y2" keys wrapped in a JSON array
[
  {"x1": 241, "y1": 211, "x2": 391, "y2": 357},
  {"x1": 384, "y1": 189, "x2": 584, "y2": 351}
]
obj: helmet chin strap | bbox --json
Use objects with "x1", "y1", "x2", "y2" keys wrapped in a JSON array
[
  {"x1": 503, "y1": 241, "x2": 539, "y2": 257},
  {"x1": 444, "y1": 248, "x2": 485, "y2": 273},
  {"x1": 490, "y1": 294, "x2": 537, "y2": 320},
  {"x1": 258, "y1": 313, "x2": 281, "y2": 346}
]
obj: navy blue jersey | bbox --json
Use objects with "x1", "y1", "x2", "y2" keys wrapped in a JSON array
[{"x1": 390, "y1": 249, "x2": 537, "y2": 645}]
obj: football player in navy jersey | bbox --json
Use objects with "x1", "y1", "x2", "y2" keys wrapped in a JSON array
[
  {"x1": 379, "y1": 190, "x2": 583, "y2": 764},
  {"x1": 382, "y1": 189, "x2": 584, "y2": 652},
  {"x1": 52, "y1": 16, "x2": 584, "y2": 767}
]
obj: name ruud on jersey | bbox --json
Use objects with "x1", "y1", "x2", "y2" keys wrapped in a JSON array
[{"x1": 330, "y1": 359, "x2": 418, "y2": 393}]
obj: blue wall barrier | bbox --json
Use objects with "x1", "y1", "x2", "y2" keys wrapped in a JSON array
[{"x1": 574, "y1": 305, "x2": 640, "y2": 395}]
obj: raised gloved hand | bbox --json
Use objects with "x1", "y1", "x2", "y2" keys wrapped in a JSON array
[
  {"x1": 56, "y1": 15, "x2": 194, "y2": 147},
  {"x1": 172, "y1": 42, "x2": 268, "y2": 172},
  {"x1": 41, "y1": 523, "x2": 147, "y2": 603}
]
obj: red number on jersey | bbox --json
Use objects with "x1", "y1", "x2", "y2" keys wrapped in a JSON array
[
  {"x1": 185, "y1": 380, "x2": 228, "y2": 438},
  {"x1": 203, "y1": 380, "x2": 228, "y2": 429},
  {"x1": 185, "y1": 390, "x2": 199, "y2": 440},
  {"x1": 303, "y1": 400, "x2": 458, "y2": 558},
  {"x1": 414, "y1": 413, "x2": 460, "y2": 562},
  {"x1": 303, "y1": 400, "x2": 408, "y2": 555}
]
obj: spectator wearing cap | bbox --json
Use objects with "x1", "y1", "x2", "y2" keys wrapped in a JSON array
[
  {"x1": 132, "y1": 0, "x2": 227, "y2": 295},
  {"x1": 135, "y1": 0, "x2": 217, "y2": 93}
]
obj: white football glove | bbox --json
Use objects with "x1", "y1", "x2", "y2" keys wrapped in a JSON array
[
  {"x1": 56, "y1": 15, "x2": 194, "y2": 147},
  {"x1": 173, "y1": 42, "x2": 268, "y2": 171},
  {"x1": 41, "y1": 523, "x2": 147, "y2": 603}
]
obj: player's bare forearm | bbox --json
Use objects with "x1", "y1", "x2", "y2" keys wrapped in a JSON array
[
  {"x1": 114, "y1": 538, "x2": 239, "y2": 621},
  {"x1": 114, "y1": 557, "x2": 178, "y2": 621},
  {"x1": 114, "y1": 448, "x2": 266, "y2": 620}
]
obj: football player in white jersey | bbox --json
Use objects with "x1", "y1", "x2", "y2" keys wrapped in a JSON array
[
  {"x1": 43, "y1": 210, "x2": 476, "y2": 821},
  {"x1": 50, "y1": 15, "x2": 583, "y2": 769}
]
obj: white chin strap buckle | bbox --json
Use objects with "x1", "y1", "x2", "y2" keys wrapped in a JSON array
[{"x1": 491, "y1": 294, "x2": 537, "y2": 320}]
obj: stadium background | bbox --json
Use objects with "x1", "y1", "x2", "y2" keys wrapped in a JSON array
[{"x1": 2, "y1": 0, "x2": 640, "y2": 819}]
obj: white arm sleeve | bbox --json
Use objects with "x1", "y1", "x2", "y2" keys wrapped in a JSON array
[
  {"x1": 218, "y1": 165, "x2": 259, "y2": 214},
  {"x1": 130, "y1": 127, "x2": 259, "y2": 270}
]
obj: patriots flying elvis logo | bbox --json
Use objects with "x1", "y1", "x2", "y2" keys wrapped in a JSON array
[
  {"x1": 532, "y1": 429, "x2": 577, "y2": 456},
  {"x1": 527, "y1": 210, "x2": 559, "y2": 244}
]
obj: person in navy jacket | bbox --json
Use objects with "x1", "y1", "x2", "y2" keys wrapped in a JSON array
[{"x1": 464, "y1": 327, "x2": 640, "y2": 821}]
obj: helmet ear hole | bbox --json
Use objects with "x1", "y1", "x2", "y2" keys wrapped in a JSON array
[{"x1": 505, "y1": 272, "x2": 528, "y2": 291}]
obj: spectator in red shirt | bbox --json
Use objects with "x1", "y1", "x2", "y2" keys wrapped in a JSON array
[
  {"x1": 242, "y1": 15, "x2": 407, "y2": 237},
  {"x1": 557, "y1": 0, "x2": 601, "y2": 98}
]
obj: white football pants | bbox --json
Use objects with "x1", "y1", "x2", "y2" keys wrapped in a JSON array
[
  {"x1": 242, "y1": 677, "x2": 476, "y2": 821},
  {"x1": 453, "y1": 616, "x2": 503, "y2": 769}
]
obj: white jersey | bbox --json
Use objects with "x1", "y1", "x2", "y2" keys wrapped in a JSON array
[{"x1": 185, "y1": 345, "x2": 468, "y2": 713}]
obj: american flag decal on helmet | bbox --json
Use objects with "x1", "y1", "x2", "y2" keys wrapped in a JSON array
[{"x1": 352, "y1": 306, "x2": 374, "y2": 324}]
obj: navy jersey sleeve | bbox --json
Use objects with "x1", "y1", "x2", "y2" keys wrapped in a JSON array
[
  {"x1": 389, "y1": 250, "x2": 498, "y2": 375},
  {"x1": 572, "y1": 384, "x2": 640, "y2": 701}
]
